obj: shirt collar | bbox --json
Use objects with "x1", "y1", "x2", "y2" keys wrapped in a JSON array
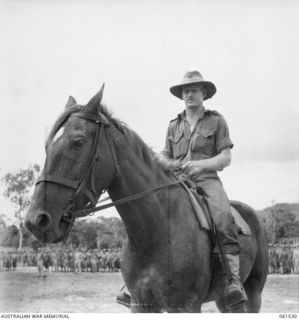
[{"x1": 178, "y1": 107, "x2": 206, "y2": 121}]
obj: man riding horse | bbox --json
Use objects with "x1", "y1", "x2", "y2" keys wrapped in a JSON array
[{"x1": 118, "y1": 70, "x2": 247, "y2": 310}]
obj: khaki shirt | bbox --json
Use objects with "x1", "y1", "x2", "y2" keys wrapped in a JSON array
[{"x1": 162, "y1": 108, "x2": 233, "y2": 179}]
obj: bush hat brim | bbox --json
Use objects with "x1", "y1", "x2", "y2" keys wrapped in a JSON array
[{"x1": 170, "y1": 71, "x2": 217, "y2": 100}]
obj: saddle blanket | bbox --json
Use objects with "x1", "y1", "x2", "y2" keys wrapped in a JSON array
[{"x1": 183, "y1": 184, "x2": 252, "y2": 236}]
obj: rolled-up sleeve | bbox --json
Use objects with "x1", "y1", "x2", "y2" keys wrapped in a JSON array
[
  {"x1": 161, "y1": 123, "x2": 173, "y2": 159},
  {"x1": 216, "y1": 116, "x2": 234, "y2": 153}
]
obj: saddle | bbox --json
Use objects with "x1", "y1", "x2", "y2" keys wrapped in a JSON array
[{"x1": 181, "y1": 180, "x2": 252, "y2": 236}]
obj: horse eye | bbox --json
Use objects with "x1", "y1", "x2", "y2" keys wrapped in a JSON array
[{"x1": 74, "y1": 139, "x2": 85, "y2": 147}]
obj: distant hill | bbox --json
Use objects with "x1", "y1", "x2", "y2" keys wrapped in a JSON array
[
  {"x1": 257, "y1": 202, "x2": 299, "y2": 220},
  {"x1": 256, "y1": 202, "x2": 299, "y2": 244}
]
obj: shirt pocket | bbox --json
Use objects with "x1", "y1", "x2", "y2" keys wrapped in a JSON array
[
  {"x1": 191, "y1": 128, "x2": 216, "y2": 156},
  {"x1": 169, "y1": 130, "x2": 188, "y2": 159}
]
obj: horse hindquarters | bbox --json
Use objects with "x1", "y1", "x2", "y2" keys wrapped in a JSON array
[{"x1": 230, "y1": 201, "x2": 268, "y2": 313}]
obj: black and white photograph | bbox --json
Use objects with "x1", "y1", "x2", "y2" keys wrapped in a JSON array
[{"x1": 0, "y1": 0, "x2": 298, "y2": 315}]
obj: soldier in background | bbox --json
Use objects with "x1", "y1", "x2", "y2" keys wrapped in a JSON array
[
  {"x1": 292, "y1": 244, "x2": 299, "y2": 274},
  {"x1": 74, "y1": 248, "x2": 83, "y2": 273},
  {"x1": 0, "y1": 251, "x2": 4, "y2": 271},
  {"x1": 11, "y1": 251, "x2": 18, "y2": 271},
  {"x1": 4, "y1": 252, "x2": 12, "y2": 271},
  {"x1": 36, "y1": 248, "x2": 45, "y2": 277},
  {"x1": 50, "y1": 249, "x2": 58, "y2": 272}
]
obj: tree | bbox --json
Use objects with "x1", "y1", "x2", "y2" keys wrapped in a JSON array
[
  {"x1": 96, "y1": 217, "x2": 127, "y2": 248},
  {"x1": 68, "y1": 216, "x2": 127, "y2": 249},
  {"x1": 1, "y1": 224, "x2": 19, "y2": 247},
  {"x1": 259, "y1": 202, "x2": 299, "y2": 244},
  {"x1": 1, "y1": 164, "x2": 40, "y2": 252},
  {"x1": 0, "y1": 213, "x2": 7, "y2": 245}
]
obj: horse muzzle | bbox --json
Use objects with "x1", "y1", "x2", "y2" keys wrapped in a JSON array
[{"x1": 25, "y1": 210, "x2": 66, "y2": 243}]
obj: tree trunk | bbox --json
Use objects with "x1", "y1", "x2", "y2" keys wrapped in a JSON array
[
  {"x1": 97, "y1": 230, "x2": 101, "y2": 249},
  {"x1": 18, "y1": 223, "x2": 23, "y2": 258}
]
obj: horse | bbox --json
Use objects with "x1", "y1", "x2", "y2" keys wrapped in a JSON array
[{"x1": 25, "y1": 87, "x2": 268, "y2": 312}]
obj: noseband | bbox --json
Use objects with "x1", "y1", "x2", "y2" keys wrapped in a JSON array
[{"x1": 35, "y1": 111, "x2": 120, "y2": 241}]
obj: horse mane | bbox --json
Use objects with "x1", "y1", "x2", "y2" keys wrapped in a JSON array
[
  {"x1": 97, "y1": 105, "x2": 160, "y2": 169},
  {"x1": 46, "y1": 104, "x2": 165, "y2": 173}
]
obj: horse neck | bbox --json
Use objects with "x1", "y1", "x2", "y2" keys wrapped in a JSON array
[{"x1": 107, "y1": 135, "x2": 171, "y2": 249}]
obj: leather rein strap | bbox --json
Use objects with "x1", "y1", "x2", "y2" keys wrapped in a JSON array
[{"x1": 74, "y1": 178, "x2": 187, "y2": 218}]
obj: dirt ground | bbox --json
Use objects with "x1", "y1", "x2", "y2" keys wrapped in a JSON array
[{"x1": 0, "y1": 267, "x2": 298, "y2": 313}]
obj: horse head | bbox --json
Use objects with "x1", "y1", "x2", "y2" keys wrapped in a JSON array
[{"x1": 25, "y1": 85, "x2": 117, "y2": 243}]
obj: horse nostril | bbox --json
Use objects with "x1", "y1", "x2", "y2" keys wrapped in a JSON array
[{"x1": 35, "y1": 213, "x2": 52, "y2": 230}]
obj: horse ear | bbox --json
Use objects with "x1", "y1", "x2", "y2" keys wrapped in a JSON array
[
  {"x1": 65, "y1": 96, "x2": 77, "y2": 110},
  {"x1": 86, "y1": 83, "x2": 105, "y2": 114}
]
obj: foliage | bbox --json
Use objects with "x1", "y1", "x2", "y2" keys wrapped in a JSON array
[
  {"x1": 1, "y1": 164, "x2": 40, "y2": 250},
  {"x1": 1, "y1": 225, "x2": 19, "y2": 247},
  {"x1": 69, "y1": 216, "x2": 127, "y2": 249},
  {"x1": 2, "y1": 164, "x2": 40, "y2": 222},
  {"x1": 0, "y1": 214, "x2": 127, "y2": 250},
  {"x1": 258, "y1": 202, "x2": 299, "y2": 244}
]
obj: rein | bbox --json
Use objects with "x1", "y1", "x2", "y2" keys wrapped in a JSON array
[{"x1": 74, "y1": 178, "x2": 187, "y2": 218}]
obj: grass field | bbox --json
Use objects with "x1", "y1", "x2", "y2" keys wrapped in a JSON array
[{"x1": 0, "y1": 268, "x2": 298, "y2": 313}]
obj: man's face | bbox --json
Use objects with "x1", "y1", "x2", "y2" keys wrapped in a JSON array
[{"x1": 182, "y1": 84, "x2": 205, "y2": 109}]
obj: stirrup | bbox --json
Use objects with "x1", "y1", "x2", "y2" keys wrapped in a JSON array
[{"x1": 116, "y1": 291, "x2": 131, "y2": 308}]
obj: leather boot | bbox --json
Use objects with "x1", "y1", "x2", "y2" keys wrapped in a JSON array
[{"x1": 224, "y1": 254, "x2": 247, "y2": 311}]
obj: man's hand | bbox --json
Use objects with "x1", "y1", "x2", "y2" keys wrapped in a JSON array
[
  {"x1": 180, "y1": 149, "x2": 232, "y2": 178},
  {"x1": 180, "y1": 160, "x2": 207, "y2": 179},
  {"x1": 166, "y1": 159, "x2": 181, "y2": 171},
  {"x1": 156, "y1": 154, "x2": 181, "y2": 172}
]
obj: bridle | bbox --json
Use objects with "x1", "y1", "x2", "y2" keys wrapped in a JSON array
[
  {"x1": 35, "y1": 111, "x2": 120, "y2": 241},
  {"x1": 35, "y1": 110, "x2": 187, "y2": 242}
]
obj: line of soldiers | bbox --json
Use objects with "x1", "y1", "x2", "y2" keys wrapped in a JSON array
[
  {"x1": 2, "y1": 244, "x2": 299, "y2": 275},
  {"x1": 268, "y1": 244, "x2": 299, "y2": 274},
  {"x1": 0, "y1": 251, "x2": 18, "y2": 271},
  {"x1": 0, "y1": 248, "x2": 122, "y2": 273}
]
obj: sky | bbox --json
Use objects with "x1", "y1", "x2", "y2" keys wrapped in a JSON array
[{"x1": 0, "y1": 0, "x2": 298, "y2": 222}]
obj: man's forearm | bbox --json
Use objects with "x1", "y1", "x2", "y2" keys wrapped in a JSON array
[
  {"x1": 157, "y1": 148, "x2": 231, "y2": 175},
  {"x1": 200, "y1": 150, "x2": 231, "y2": 172}
]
